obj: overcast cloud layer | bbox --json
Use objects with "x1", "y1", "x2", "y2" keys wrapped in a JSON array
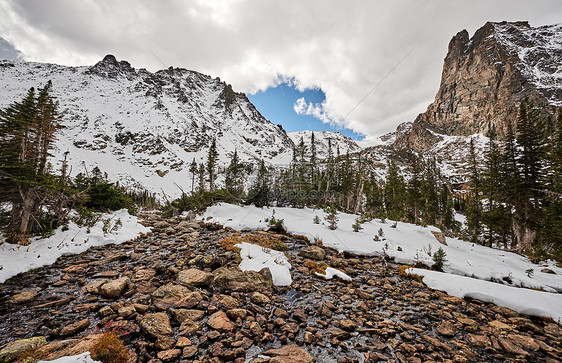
[{"x1": 1, "y1": 0, "x2": 561, "y2": 139}]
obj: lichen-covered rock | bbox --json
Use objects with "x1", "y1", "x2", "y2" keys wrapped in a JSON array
[
  {"x1": 0, "y1": 336, "x2": 46, "y2": 363},
  {"x1": 210, "y1": 267, "x2": 273, "y2": 292},
  {"x1": 138, "y1": 312, "x2": 172, "y2": 337}
]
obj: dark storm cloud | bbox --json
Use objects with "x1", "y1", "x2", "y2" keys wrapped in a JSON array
[{"x1": 1, "y1": 0, "x2": 561, "y2": 139}]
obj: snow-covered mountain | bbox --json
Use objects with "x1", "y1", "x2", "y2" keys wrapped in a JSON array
[
  {"x1": 0, "y1": 55, "x2": 296, "y2": 196},
  {"x1": 287, "y1": 130, "x2": 361, "y2": 159}
]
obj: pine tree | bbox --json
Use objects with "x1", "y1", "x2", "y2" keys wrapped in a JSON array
[
  {"x1": 189, "y1": 158, "x2": 198, "y2": 193},
  {"x1": 206, "y1": 138, "x2": 218, "y2": 192},
  {"x1": 513, "y1": 99, "x2": 546, "y2": 252},
  {"x1": 247, "y1": 159, "x2": 270, "y2": 207},
  {"x1": 225, "y1": 149, "x2": 244, "y2": 198},
  {"x1": 0, "y1": 82, "x2": 62, "y2": 244},
  {"x1": 384, "y1": 160, "x2": 406, "y2": 221},
  {"x1": 465, "y1": 139, "x2": 482, "y2": 242}
]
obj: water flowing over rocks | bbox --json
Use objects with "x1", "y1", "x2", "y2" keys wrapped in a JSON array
[{"x1": 0, "y1": 212, "x2": 560, "y2": 362}]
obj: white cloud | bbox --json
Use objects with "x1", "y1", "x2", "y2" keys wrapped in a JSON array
[{"x1": 1, "y1": 0, "x2": 561, "y2": 138}]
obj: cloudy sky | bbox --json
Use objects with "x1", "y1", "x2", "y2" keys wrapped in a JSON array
[{"x1": 1, "y1": 0, "x2": 561, "y2": 140}]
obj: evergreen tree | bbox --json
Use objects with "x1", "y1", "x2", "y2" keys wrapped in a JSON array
[
  {"x1": 247, "y1": 159, "x2": 270, "y2": 207},
  {"x1": 0, "y1": 82, "x2": 62, "y2": 244},
  {"x1": 206, "y1": 138, "x2": 218, "y2": 191},
  {"x1": 384, "y1": 160, "x2": 406, "y2": 221},
  {"x1": 225, "y1": 149, "x2": 244, "y2": 198},
  {"x1": 465, "y1": 139, "x2": 482, "y2": 242},
  {"x1": 189, "y1": 158, "x2": 198, "y2": 193},
  {"x1": 197, "y1": 163, "x2": 205, "y2": 192},
  {"x1": 513, "y1": 99, "x2": 546, "y2": 252}
]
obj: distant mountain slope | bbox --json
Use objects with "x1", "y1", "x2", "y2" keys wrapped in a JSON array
[
  {"x1": 395, "y1": 21, "x2": 562, "y2": 152},
  {"x1": 0, "y1": 55, "x2": 295, "y2": 196},
  {"x1": 287, "y1": 130, "x2": 361, "y2": 160}
]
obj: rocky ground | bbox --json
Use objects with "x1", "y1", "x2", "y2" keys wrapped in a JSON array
[{"x1": 0, "y1": 212, "x2": 561, "y2": 363}]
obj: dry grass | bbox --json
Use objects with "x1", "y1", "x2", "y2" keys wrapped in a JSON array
[
  {"x1": 304, "y1": 260, "x2": 329, "y2": 275},
  {"x1": 397, "y1": 265, "x2": 424, "y2": 283},
  {"x1": 90, "y1": 332, "x2": 129, "y2": 363}
]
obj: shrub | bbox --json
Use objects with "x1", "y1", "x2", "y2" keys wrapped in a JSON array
[
  {"x1": 313, "y1": 215, "x2": 321, "y2": 224},
  {"x1": 90, "y1": 332, "x2": 128, "y2": 363},
  {"x1": 265, "y1": 210, "x2": 286, "y2": 233},
  {"x1": 431, "y1": 247, "x2": 447, "y2": 271},
  {"x1": 324, "y1": 204, "x2": 338, "y2": 230}
]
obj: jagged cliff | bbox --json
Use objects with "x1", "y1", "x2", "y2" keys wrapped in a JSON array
[{"x1": 395, "y1": 21, "x2": 562, "y2": 152}]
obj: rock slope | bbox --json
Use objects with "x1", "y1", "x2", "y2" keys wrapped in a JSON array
[{"x1": 0, "y1": 214, "x2": 560, "y2": 362}]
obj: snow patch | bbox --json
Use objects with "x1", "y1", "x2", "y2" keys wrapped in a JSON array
[
  {"x1": 0, "y1": 209, "x2": 151, "y2": 283},
  {"x1": 235, "y1": 242, "x2": 292, "y2": 286}
]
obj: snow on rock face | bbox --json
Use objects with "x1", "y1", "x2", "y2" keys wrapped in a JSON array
[
  {"x1": 235, "y1": 242, "x2": 292, "y2": 286},
  {"x1": 0, "y1": 56, "x2": 295, "y2": 198}
]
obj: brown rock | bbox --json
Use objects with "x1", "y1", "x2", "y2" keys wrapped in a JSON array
[
  {"x1": 170, "y1": 308, "x2": 205, "y2": 323},
  {"x1": 325, "y1": 327, "x2": 351, "y2": 340},
  {"x1": 138, "y1": 312, "x2": 172, "y2": 337},
  {"x1": 176, "y1": 337, "x2": 191, "y2": 348},
  {"x1": 151, "y1": 283, "x2": 191, "y2": 307},
  {"x1": 227, "y1": 308, "x2": 248, "y2": 320},
  {"x1": 210, "y1": 267, "x2": 272, "y2": 292},
  {"x1": 437, "y1": 321, "x2": 458, "y2": 337},
  {"x1": 338, "y1": 319, "x2": 357, "y2": 332},
  {"x1": 8, "y1": 290, "x2": 38, "y2": 304},
  {"x1": 100, "y1": 277, "x2": 129, "y2": 298},
  {"x1": 507, "y1": 334, "x2": 540, "y2": 351},
  {"x1": 157, "y1": 349, "x2": 182, "y2": 361},
  {"x1": 250, "y1": 291, "x2": 270, "y2": 305},
  {"x1": 431, "y1": 231, "x2": 448, "y2": 246},
  {"x1": 498, "y1": 337, "x2": 530, "y2": 356},
  {"x1": 179, "y1": 319, "x2": 202, "y2": 336},
  {"x1": 182, "y1": 346, "x2": 198, "y2": 358},
  {"x1": 263, "y1": 344, "x2": 314, "y2": 363},
  {"x1": 488, "y1": 320, "x2": 512, "y2": 331},
  {"x1": 59, "y1": 318, "x2": 90, "y2": 337},
  {"x1": 118, "y1": 305, "x2": 136, "y2": 317},
  {"x1": 208, "y1": 311, "x2": 234, "y2": 332},
  {"x1": 132, "y1": 268, "x2": 156, "y2": 282},
  {"x1": 35, "y1": 334, "x2": 103, "y2": 361},
  {"x1": 467, "y1": 334, "x2": 490, "y2": 348},
  {"x1": 177, "y1": 268, "x2": 215, "y2": 287},
  {"x1": 299, "y1": 245, "x2": 326, "y2": 260}
]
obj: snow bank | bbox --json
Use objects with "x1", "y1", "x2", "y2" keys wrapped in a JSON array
[
  {"x1": 0, "y1": 209, "x2": 151, "y2": 283},
  {"x1": 409, "y1": 268, "x2": 562, "y2": 323},
  {"x1": 235, "y1": 242, "x2": 292, "y2": 286},
  {"x1": 39, "y1": 352, "x2": 100, "y2": 363},
  {"x1": 203, "y1": 203, "x2": 562, "y2": 320}
]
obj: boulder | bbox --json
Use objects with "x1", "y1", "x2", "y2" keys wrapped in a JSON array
[
  {"x1": 59, "y1": 318, "x2": 90, "y2": 337},
  {"x1": 100, "y1": 277, "x2": 129, "y2": 298},
  {"x1": 263, "y1": 344, "x2": 314, "y2": 363},
  {"x1": 170, "y1": 309, "x2": 205, "y2": 323},
  {"x1": 7, "y1": 290, "x2": 38, "y2": 304},
  {"x1": 299, "y1": 245, "x2": 326, "y2": 260},
  {"x1": 138, "y1": 312, "x2": 173, "y2": 338},
  {"x1": 151, "y1": 283, "x2": 191, "y2": 307},
  {"x1": 431, "y1": 231, "x2": 448, "y2": 246},
  {"x1": 0, "y1": 336, "x2": 46, "y2": 362},
  {"x1": 177, "y1": 268, "x2": 215, "y2": 287},
  {"x1": 210, "y1": 267, "x2": 273, "y2": 292},
  {"x1": 207, "y1": 311, "x2": 234, "y2": 332}
]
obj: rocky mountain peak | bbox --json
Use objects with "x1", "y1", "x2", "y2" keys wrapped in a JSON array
[
  {"x1": 86, "y1": 54, "x2": 136, "y2": 79},
  {"x1": 394, "y1": 21, "x2": 562, "y2": 152}
]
